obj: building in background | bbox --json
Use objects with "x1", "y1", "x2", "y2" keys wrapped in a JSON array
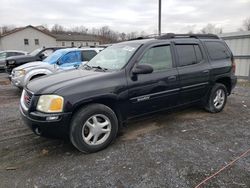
[
  {"x1": 219, "y1": 31, "x2": 250, "y2": 80},
  {"x1": 0, "y1": 25, "x2": 56, "y2": 52},
  {"x1": 54, "y1": 33, "x2": 99, "y2": 47},
  {"x1": 0, "y1": 25, "x2": 100, "y2": 52}
]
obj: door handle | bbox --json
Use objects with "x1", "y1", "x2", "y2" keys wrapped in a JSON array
[
  {"x1": 168, "y1": 75, "x2": 177, "y2": 81},
  {"x1": 202, "y1": 70, "x2": 209, "y2": 73}
]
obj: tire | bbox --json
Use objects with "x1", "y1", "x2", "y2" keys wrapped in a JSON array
[
  {"x1": 70, "y1": 103, "x2": 118, "y2": 153},
  {"x1": 205, "y1": 83, "x2": 227, "y2": 113}
]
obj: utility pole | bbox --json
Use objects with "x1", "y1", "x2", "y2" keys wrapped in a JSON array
[{"x1": 158, "y1": 0, "x2": 161, "y2": 36}]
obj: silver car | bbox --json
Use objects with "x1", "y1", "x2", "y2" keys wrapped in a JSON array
[{"x1": 11, "y1": 48, "x2": 103, "y2": 88}]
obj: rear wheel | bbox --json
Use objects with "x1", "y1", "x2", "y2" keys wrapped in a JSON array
[
  {"x1": 70, "y1": 104, "x2": 118, "y2": 153},
  {"x1": 205, "y1": 83, "x2": 227, "y2": 113}
]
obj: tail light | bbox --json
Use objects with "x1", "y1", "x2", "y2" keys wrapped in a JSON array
[{"x1": 231, "y1": 57, "x2": 236, "y2": 74}]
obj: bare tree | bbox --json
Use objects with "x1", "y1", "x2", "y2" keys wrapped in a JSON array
[
  {"x1": 200, "y1": 24, "x2": 223, "y2": 34},
  {"x1": 126, "y1": 32, "x2": 139, "y2": 40},
  {"x1": 242, "y1": 17, "x2": 250, "y2": 31},
  {"x1": 51, "y1": 24, "x2": 65, "y2": 34},
  {"x1": 70, "y1": 26, "x2": 88, "y2": 34},
  {"x1": 0, "y1": 25, "x2": 16, "y2": 35},
  {"x1": 119, "y1": 32, "x2": 126, "y2": 41}
]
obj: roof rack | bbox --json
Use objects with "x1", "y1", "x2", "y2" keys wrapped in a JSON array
[{"x1": 157, "y1": 33, "x2": 219, "y2": 39}]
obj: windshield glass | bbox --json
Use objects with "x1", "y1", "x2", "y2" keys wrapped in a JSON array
[
  {"x1": 43, "y1": 50, "x2": 65, "y2": 63},
  {"x1": 0, "y1": 52, "x2": 6, "y2": 60},
  {"x1": 29, "y1": 48, "x2": 41, "y2": 56},
  {"x1": 87, "y1": 43, "x2": 141, "y2": 70}
]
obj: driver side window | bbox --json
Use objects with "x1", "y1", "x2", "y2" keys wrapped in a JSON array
[
  {"x1": 138, "y1": 45, "x2": 173, "y2": 72},
  {"x1": 60, "y1": 52, "x2": 80, "y2": 64}
]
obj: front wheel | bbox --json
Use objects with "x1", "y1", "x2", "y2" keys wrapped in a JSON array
[
  {"x1": 205, "y1": 83, "x2": 227, "y2": 113},
  {"x1": 70, "y1": 104, "x2": 118, "y2": 153}
]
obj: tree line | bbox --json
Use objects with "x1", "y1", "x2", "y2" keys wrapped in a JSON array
[{"x1": 0, "y1": 17, "x2": 249, "y2": 43}]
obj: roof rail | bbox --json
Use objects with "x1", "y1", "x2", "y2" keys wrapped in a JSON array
[{"x1": 158, "y1": 33, "x2": 220, "y2": 39}]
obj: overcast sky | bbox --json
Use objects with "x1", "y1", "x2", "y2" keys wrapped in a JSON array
[{"x1": 0, "y1": 0, "x2": 249, "y2": 33}]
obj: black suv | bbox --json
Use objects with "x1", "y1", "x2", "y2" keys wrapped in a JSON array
[
  {"x1": 20, "y1": 33, "x2": 237, "y2": 153},
  {"x1": 5, "y1": 47, "x2": 65, "y2": 73}
]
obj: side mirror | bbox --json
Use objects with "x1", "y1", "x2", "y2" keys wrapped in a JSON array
[
  {"x1": 39, "y1": 53, "x2": 45, "y2": 60},
  {"x1": 132, "y1": 64, "x2": 153, "y2": 75},
  {"x1": 74, "y1": 64, "x2": 80, "y2": 69}
]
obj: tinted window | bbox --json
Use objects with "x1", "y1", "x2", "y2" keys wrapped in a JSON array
[
  {"x1": 194, "y1": 45, "x2": 203, "y2": 62},
  {"x1": 139, "y1": 45, "x2": 172, "y2": 71},
  {"x1": 205, "y1": 41, "x2": 230, "y2": 60},
  {"x1": 176, "y1": 44, "x2": 203, "y2": 66},
  {"x1": 82, "y1": 50, "x2": 97, "y2": 61}
]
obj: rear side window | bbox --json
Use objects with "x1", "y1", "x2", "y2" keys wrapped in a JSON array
[
  {"x1": 82, "y1": 50, "x2": 97, "y2": 61},
  {"x1": 138, "y1": 45, "x2": 173, "y2": 72},
  {"x1": 205, "y1": 41, "x2": 230, "y2": 60},
  {"x1": 176, "y1": 44, "x2": 203, "y2": 67}
]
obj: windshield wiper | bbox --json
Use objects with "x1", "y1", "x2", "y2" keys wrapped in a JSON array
[
  {"x1": 91, "y1": 66, "x2": 108, "y2": 72},
  {"x1": 82, "y1": 64, "x2": 92, "y2": 70},
  {"x1": 82, "y1": 64, "x2": 108, "y2": 72}
]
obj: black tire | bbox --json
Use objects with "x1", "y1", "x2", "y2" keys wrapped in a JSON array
[
  {"x1": 205, "y1": 83, "x2": 227, "y2": 113},
  {"x1": 70, "y1": 103, "x2": 118, "y2": 153}
]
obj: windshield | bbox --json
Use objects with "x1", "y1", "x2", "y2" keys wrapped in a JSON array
[
  {"x1": 87, "y1": 43, "x2": 141, "y2": 70},
  {"x1": 0, "y1": 52, "x2": 6, "y2": 60},
  {"x1": 43, "y1": 50, "x2": 65, "y2": 63},
  {"x1": 29, "y1": 48, "x2": 41, "y2": 56}
]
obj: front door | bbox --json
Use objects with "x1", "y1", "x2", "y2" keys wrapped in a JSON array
[
  {"x1": 127, "y1": 44, "x2": 180, "y2": 117},
  {"x1": 59, "y1": 51, "x2": 82, "y2": 70}
]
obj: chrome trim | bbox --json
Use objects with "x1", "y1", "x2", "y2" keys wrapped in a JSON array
[
  {"x1": 20, "y1": 90, "x2": 28, "y2": 111},
  {"x1": 130, "y1": 88, "x2": 180, "y2": 103},
  {"x1": 181, "y1": 82, "x2": 209, "y2": 90}
]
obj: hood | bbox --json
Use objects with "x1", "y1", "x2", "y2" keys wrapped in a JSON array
[
  {"x1": 13, "y1": 61, "x2": 53, "y2": 73},
  {"x1": 6, "y1": 54, "x2": 36, "y2": 62},
  {"x1": 13, "y1": 61, "x2": 44, "y2": 70},
  {"x1": 26, "y1": 69, "x2": 103, "y2": 94}
]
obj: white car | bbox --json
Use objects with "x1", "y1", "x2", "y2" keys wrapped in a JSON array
[{"x1": 11, "y1": 48, "x2": 103, "y2": 88}]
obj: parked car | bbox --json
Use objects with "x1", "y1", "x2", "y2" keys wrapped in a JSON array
[
  {"x1": 5, "y1": 47, "x2": 65, "y2": 73},
  {"x1": 0, "y1": 50, "x2": 27, "y2": 70},
  {"x1": 11, "y1": 48, "x2": 103, "y2": 88},
  {"x1": 20, "y1": 33, "x2": 237, "y2": 153}
]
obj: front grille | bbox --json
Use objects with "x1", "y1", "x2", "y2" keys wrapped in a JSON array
[
  {"x1": 24, "y1": 90, "x2": 32, "y2": 106},
  {"x1": 21, "y1": 90, "x2": 33, "y2": 109}
]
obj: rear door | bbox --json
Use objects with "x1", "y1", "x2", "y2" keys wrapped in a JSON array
[
  {"x1": 127, "y1": 43, "x2": 180, "y2": 117},
  {"x1": 174, "y1": 40, "x2": 211, "y2": 104}
]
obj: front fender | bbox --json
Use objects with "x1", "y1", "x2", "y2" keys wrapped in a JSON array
[{"x1": 24, "y1": 69, "x2": 53, "y2": 85}]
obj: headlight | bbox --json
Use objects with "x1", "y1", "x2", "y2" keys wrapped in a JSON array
[
  {"x1": 14, "y1": 69, "x2": 26, "y2": 77},
  {"x1": 8, "y1": 60, "x2": 15, "y2": 65},
  {"x1": 36, "y1": 95, "x2": 64, "y2": 113}
]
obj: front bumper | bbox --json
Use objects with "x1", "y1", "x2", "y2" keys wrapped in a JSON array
[{"x1": 20, "y1": 105, "x2": 72, "y2": 137}]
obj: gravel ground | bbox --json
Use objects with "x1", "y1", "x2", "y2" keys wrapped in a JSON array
[{"x1": 0, "y1": 73, "x2": 249, "y2": 188}]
